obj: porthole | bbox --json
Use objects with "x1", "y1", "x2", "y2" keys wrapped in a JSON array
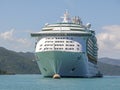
[{"x1": 71, "y1": 67, "x2": 76, "y2": 71}]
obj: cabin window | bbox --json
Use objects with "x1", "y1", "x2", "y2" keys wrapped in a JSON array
[
  {"x1": 44, "y1": 44, "x2": 53, "y2": 46},
  {"x1": 55, "y1": 41, "x2": 64, "y2": 43},
  {"x1": 55, "y1": 44, "x2": 64, "y2": 46},
  {"x1": 65, "y1": 48, "x2": 74, "y2": 50},
  {"x1": 77, "y1": 44, "x2": 80, "y2": 46},
  {"x1": 40, "y1": 44, "x2": 42, "y2": 46},
  {"x1": 55, "y1": 48, "x2": 63, "y2": 50},
  {"x1": 66, "y1": 44, "x2": 74, "y2": 46},
  {"x1": 66, "y1": 41, "x2": 73, "y2": 43},
  {"x1": 71, "y1": 67, "x2": 76, "y2": 72},
  {"x1": 45, "y1": 41, "x2": 53, "y2": 43}
]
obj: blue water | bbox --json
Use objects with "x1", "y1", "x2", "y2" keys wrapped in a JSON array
[{"x1": 0, "y1": 75, "x2": 120, "y2": 90}]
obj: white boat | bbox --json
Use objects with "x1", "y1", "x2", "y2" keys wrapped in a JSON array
[{"x1": 31, "y1": 11, "x2": 102, "y2": 78}]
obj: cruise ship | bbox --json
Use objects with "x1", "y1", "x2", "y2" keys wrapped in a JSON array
[{"x1": 31, "y1": 11, "x2": 102, "y2": 78}]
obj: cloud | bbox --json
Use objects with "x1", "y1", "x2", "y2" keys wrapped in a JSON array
[
  {"x1": 0, "y1": 29, "x2": 33, "y2": 52},
  {"x1": 97, "y1": 25, "x2": 120, "y2": 58},
  {"x1": 0, "y1": 29, "x2": 14, "y2": 40}
]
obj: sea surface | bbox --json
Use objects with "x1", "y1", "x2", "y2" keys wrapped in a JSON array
[{"x1": 0, "y1": 74, "x2": 120, "y2": 90}]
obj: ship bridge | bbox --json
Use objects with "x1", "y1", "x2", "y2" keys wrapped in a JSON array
[
  {"x1": 31, "y1": 11, "x2": 95, "y2": 37},
  {"x1": 42, "y1": 11, "x2": 90, "y2": 31}
]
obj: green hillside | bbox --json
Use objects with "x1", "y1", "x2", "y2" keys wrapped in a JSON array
[{"x1": 0, "y1": 47, "x2": 40, "y2": 74}]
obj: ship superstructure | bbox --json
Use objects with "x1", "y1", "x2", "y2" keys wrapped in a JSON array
[{"x1": 31, "y1": 11, "x2": 101, "y2": 78}]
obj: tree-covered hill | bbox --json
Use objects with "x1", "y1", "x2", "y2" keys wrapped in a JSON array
[{"x1": 0, "y1": 47, "x2": 40, "y2": 74}]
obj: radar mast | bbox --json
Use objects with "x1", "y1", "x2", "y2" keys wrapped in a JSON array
[{"x1": 62, "y1": 10, "x2": 71, "y2": 23}]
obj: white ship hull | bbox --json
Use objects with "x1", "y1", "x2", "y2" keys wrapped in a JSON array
[{"x1": 36, "y1": 51, "x2": 99, "y2": 77}]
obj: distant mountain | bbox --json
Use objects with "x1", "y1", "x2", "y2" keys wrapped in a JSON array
[
  {"x1": 0, "y1": 47, "x2": 40, "y2": 74},
  {"x1": 98, "y1": 62, "x2": 120, "y2": 75},
  {"x1": 0, "y1": 47, "x2": 120, "y2": 75},
  {"x1": 98, "y1": 57, "x2": 120, "y2": 66},
  {"x1": 98, "y1": 57, "x2": 120, "y2": 75}
]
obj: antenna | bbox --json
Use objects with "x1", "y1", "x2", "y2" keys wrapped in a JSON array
[
  {"x1": 61, "y1": 10, "x2": 71, "y2": 23},
  {"x1": 72, "y1": 16, "x2": 82, "y2": 25}
]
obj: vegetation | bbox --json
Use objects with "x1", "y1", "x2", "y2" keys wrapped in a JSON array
[
  {"x1": 0, "y1": 47, "x2": 120, "y2": 75},
  {"x1": 0, "y1": 47, "x2": 40, "y2": 74},
  {"x1": 0, "y1": 69, "x2": 7, "y2": 74}
]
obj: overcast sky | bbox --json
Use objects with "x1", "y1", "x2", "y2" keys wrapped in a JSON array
[{"x1": 0, "y1": 0, "x2": 120, "y2": 59}]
